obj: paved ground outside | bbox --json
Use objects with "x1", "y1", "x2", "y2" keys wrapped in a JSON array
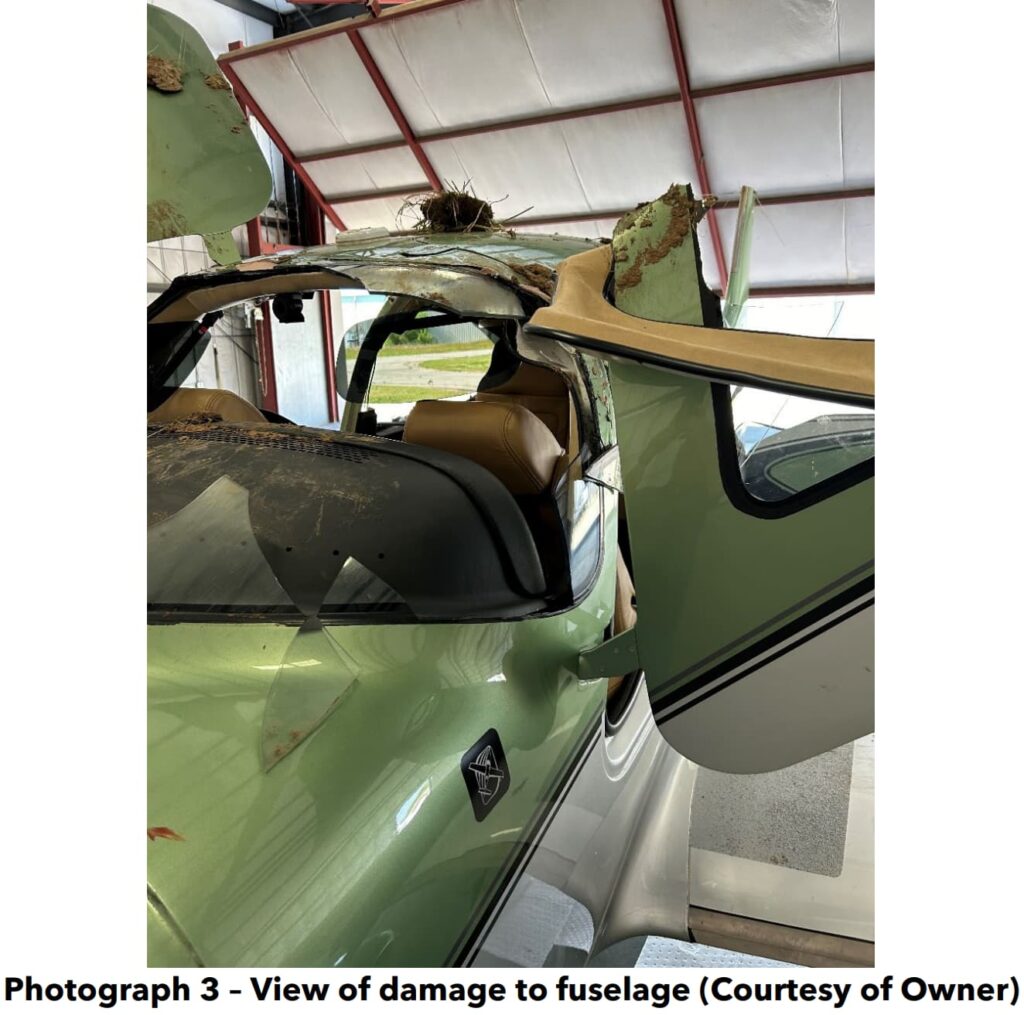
[{"x1": 342, "y1": 346, "x2": 488, "y2": 393}]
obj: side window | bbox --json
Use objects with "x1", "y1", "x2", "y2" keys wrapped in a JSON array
[
  {"x1": 564, "y1": 479, "x2": 604, "y2": 599},
  {"x1": 165, "y1": 306, "x2": 260, "y2": 404},
  {"x1": 338, "y1": 305, "x2": 494, "y2": 423},
  {"x1": 723, "y1": 385, "x2": 874, "y2": 505},
  {"x1": 364, "y1": 320, "x2": 491, "y2": 418}
]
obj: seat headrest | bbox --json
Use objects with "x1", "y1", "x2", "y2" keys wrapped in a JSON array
[
  {"x1": 478, "y1": 361, "x2": 568, "y2": 398},
  {"x1": 148, "y1": 387, "x2": 265, "y2": 424},
  {"x1": 404, "y1": 400, "x2": 564, "y2": 496}
]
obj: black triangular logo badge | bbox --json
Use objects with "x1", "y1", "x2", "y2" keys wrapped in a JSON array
[{"x1": 461, "y1": 728, "x2": 510, "y2": 821}]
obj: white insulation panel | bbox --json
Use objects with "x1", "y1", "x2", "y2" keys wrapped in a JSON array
[
  {"x1": 306, "y1": 147, "x2": 428, "y2": 199},
  {"x1": 228, "y1": 0, "x2": 874, "y2": 288},
  {"x1": 675, "y1": 0, "x2": 868, "y2": 88},
  {"x1": 362, "y1": 0, "x2": 679, "y2": 134},
  {"x1": 233, "y1": 36, "x2": 401, "y2": 154},
  {"x1": 329, "y1": 195, "x2": 420, "y2": 232},
  {"x1": 717, "y1": 197, "x2": 874, "y2": 286}
]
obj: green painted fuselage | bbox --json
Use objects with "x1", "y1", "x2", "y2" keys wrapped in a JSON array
[{"x1": 147, "y1": 518, "x2": 616, "y2": 966}]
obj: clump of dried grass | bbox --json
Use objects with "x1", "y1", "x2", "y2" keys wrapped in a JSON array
[{"x1": 400, "y1": 181, "x2": 498, "y2": 232}]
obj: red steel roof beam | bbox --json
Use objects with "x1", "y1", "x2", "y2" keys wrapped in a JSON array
[
  {"x1": 710, "y1": 282, "x2": 874, "y2": 298},
  {"x1": 323, "y1": 184, "x2": 434, "y2": 204},
  {"x1": 691, "y1": 61, "x2": 873, "y2": 99},
  {"x1": 509, "y1": 186, "x2": 874, "y2": 229},
  {"x1": 299, "y1": 92, "x2": 683, "y2": 164},
  {"x1": 715, "y1": 186, "x2": 875, "y2": 209},
  {"x1": 295, "y1": 63, "x2": 873, "y2": 166},
  {"x1": 348, "y1": 30, "x2": 443, "y2": 192},
  {"x1": 747, "y1": 282, "x2": 875, "y2": 298},
  {"x1": 220, "y1": 45, "x2": 347, "y2": 234},
  {"x1": 659, "y1": 0, "x2": 729, "y2": 292}
]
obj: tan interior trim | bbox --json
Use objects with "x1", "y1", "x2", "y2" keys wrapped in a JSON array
[
  {"x1": 150, "y1": 271, "x2": 352, "y2": 324},
  {"x1": 404, "y1": 399, "x2": 564, "y2": 496},
  {"x1": 688, "y1": 906, "x2": 874, "y2": 968},
  {"x1": 147, "y1": 386, "x2": 265, "y2": 424},
  {"x1": 530, "y1": 246, "x2": 874, "y2": 401}
]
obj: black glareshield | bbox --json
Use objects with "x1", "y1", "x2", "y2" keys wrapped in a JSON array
[{"x1": 147, "y1": 422, "x2": 548, "y2": 619}]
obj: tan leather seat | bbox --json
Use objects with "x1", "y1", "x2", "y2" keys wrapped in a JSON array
[
  {"x1": 404, "y1": 399, "x2": 564, "y2": 496},
  {"x1": 475, "y1": 363, "x2": 573, "y2": 452},
  {"x1": 148, "y1": 387, "x2": 265, "y2": 424}
]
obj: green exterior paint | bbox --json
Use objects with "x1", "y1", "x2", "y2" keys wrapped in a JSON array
[
  {"x1": 148, "y1": 515, "x2": 617, "y2": 967},
  {"x1": 611, "y1": 184, "x2": 707, "y2": 325},
  {"x1": 606, "y1": 361, "x2": 873, "y2": 704},
  {"x1": 202, "y1": 229, "x2": 242, "y2": 267},
  {"x1": 147, "y1": 5, "x2": 271, "y2": 243},
  {"x1": 148, "y1": 896, "x2": 202, "y2": 967}
]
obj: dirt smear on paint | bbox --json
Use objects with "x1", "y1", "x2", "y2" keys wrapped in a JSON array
[
  {"x1": 614, "y1": 184, "x2": 707, "y2": 291},
  {"x1": 147, "y1": 199, "x2": 189, "y2": 240},
  {"x1": 204, "y1": 72, "x2": 231, "y2": 91},
  {"x1": 148, "y1": 56, "x2": 183, "y2": 93},
  {"x1": 506, "y1": 259, "x2": 556, "y2": 297}
]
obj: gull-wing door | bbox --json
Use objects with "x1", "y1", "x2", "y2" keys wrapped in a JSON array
[
  {"x1": 526, "y1": 187, "x2": 873, "y2": 773},
  {"x1": 147, "y1": 5, "x2": 271, "y2": 264}
]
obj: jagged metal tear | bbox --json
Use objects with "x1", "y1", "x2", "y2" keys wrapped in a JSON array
[
  {"x1": 260, "y1": 559, "x2": 405, "y2": 771},
  {"x1": 260, "y1": 619, "x2": 359, "y2": 771}
]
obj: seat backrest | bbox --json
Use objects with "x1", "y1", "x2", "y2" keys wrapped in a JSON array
[
  {"x1": 148, "y1": 387, "x2": 265, "y2": 424},
  {"x1": 403, "y1": 399, "x2": 564, "y2": 496},
  {"x1": 475, "y1": 362, "x2": 572, "y2": 451}
]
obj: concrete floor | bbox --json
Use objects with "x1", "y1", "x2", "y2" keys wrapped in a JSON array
[
  {"x1": 690, "y1": 735, "x2": 874, "y2": 942},
  {"x1": 369, "y1": 346, "x2": 484, "y2": 391}
]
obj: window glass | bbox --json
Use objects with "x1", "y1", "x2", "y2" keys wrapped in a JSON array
[
  {"x1": 335, "y1": 295, "x2": 494, "y2": 423},
  {"x1": 163, "y1": 306, "x2": 260, "y2": 403},
  {"x1": 560, "y1": 476, "x2": 604, "y2": 598},
  {"x1": 730, "y1": 386, "x2": 874, "y2": 503}
]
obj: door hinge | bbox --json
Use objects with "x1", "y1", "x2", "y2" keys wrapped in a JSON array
[{"x1": 578, "y1": 627, "x2": 639, "y2": 680}]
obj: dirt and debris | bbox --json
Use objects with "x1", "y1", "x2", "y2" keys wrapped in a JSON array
[
  {"x1": 614, "y1": 183, "x2": 705, "y2": 291},
  {"x1": 230, "y1": 124, "x2": 245, "y2": 134},
  {"x1": 149, "y1": 418, "x2": 362, "y2": 451},
  {"x1": 506, "y1": 259, "x2": 556, "y2": 297},
  {"x1": 204, "y1": 72, "x2": 231, "y2": 91},
  {"x1": 405, "y1": 183, "x2": 496, "y2": 232},
  {"x1": 147, "y1": 199, "x2": 189, "y2": 240},
  {"x1": 147, "y1": 55, "x2": 183, "y2": 93}
]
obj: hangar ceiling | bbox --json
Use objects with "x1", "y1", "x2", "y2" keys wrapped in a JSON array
[{"x1": 218, "y1": 0, "x2": 874, "y2": 296}]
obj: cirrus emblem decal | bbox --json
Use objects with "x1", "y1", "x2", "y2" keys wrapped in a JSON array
[{"x1": 461, "y1": 729, "x2": 510, "y2": 821}]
